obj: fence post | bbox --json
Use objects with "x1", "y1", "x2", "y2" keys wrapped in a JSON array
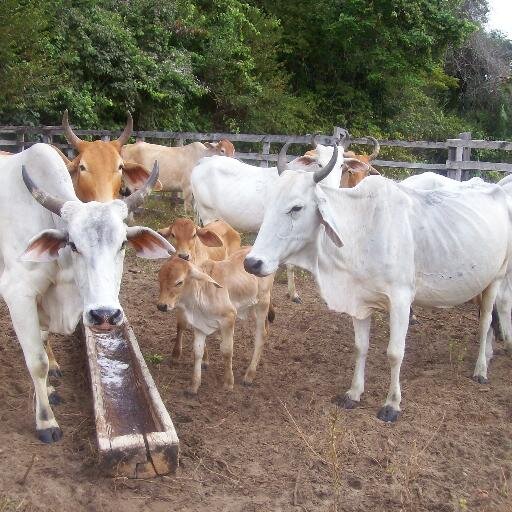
[
  {"x1": 460, "y1": 132, "x2": 472, "y2": 181},
  {"x1": 16, "y1": 130, "x2": 25, "y2": 152},
  {"x1": 101, "y1": 134, "x2": 111, "y2": 142},
  {"x1": 175, "y1": 138, "x2": 184, "y2": 147},
  {"x1": 446, "y1": 135, "x2": 463, "y2": 181},
  {"x1": 260, "y1": 137, "x2": 270, "y2": 168},
  {"x1": 42, "y1": 130, "x2": 53, "y2": 145}
]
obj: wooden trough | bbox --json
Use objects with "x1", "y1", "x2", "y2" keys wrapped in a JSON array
[{"x1": 83, "y1": 323, "x2": 179, "y2": 478}]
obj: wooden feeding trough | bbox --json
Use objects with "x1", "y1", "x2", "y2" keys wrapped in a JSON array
[{"x1": 83, "y1": 323, "x2": 179, "y2": 478}]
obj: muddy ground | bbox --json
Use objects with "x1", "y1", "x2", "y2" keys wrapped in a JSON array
[{"x1": 1, "y1": 235, "x2": 512, "y2": 511}]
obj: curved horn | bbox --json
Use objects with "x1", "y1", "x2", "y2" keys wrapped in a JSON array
[
  {"x1": 62, "y1": 110, "x2": 83, "y2": 150},
  {"x1": 123, "y1": 160, "x2": 159, "y2": 212},
  {"x1": 22, "y1": 165, "x2": 66, "y2": 216},
  {"x1": 367, "y1": 136, "x2": 380, "y2": 161},
  {"x1": 313, "y1": 144, "x2": 339, "y2": 183},
  {"x1": 116, "y1": 112, "x2": 133, "y2": 147},
  {"x1": 277, "y1": 142, "x2": 291, "y2": 175}
]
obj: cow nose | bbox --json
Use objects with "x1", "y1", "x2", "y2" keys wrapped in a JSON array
[
  {"x1": 244, "y1": 257, "x2": 263, "y2": 275},
  {"x1": 178, "y1": 253, "x2": 190, "y2": 261},
  {"x1": 157, "y1": 303, "x2": 168, "y2": 312},
  {"x1": 89, "y1": 308, "x2": 123, "y2": 325}
]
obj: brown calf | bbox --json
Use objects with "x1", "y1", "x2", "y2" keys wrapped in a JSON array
[
  {"x1": 158, "y1": 218, "x2": 241, "y2": 364},
  {"x1": 157, "y1": 247, "x2": 275, "y2": 394}
]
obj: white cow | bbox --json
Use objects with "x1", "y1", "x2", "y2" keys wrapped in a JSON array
[
  {"x1": 244, "y1": 144, "x2": 512, "y2": 422},
  {"x1": 0, "y1": 144, "x2": 174, "y2": 443},
  {"x1": 191, "y1": 141, "x2": 346, "y2": 302}
]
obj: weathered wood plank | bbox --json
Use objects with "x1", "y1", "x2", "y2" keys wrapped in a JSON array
[{"x1": 84, "y1": 323, "x2": 179, "y2": 478}]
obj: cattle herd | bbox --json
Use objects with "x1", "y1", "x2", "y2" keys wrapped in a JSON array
[{"x1": 0, "y1": 112, "x2": 511, "y2": 449}]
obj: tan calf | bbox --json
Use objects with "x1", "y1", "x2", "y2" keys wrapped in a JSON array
[
  {"x1": 158, "y1": 218, "x2": 241, "y2": 363},
  {"x1": 121, "y1": 139, "x2": 235, "y2": 211},
  {"x1": 157, "y1": 247, "x2": 275, "y2": 394}
]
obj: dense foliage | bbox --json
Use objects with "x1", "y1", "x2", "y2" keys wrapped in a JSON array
[{"x1": 0, "y1": 0, "x2": 510, "y2": 139}]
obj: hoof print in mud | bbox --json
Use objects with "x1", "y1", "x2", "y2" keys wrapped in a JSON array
[
  {"x1": 473, "y1": 375, "x2": 489, "y2": 385},
  {"x1": 335, "y1": 394, "x2": 359, "y2": 410},
  {"x1": 37, "y1": 427, "x2": 63, "y2": 444},
  {"x1": 377, "y1": 406, "x2": 400, "y2": 423}
]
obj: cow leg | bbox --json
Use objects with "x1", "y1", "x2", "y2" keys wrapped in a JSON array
[
  {"x1": 495, "y1": 287, "x2": 512, "y2": 353},
  {"x1": 220, "y1": 316, "x2": 235, "y2": 390},
  {"x1": 186, "y1": 330, "x2": 207, "y2": 396},
  {"x1": 286, "y1": 265, "x2": 301, "y2": 303},
  {"x1": 337, "y1": 315, "x2": 371, "y2": 409},
  {"x1": 172, "y1": 310, "x2": 187, "y2": 360},
  {"x1": 378, "y1": 297, "x2": 410, "y2": 422},
  {"x1": 473, "y1": 282, "x2": 500, "y2": 384},
  {"x1": 42, "y1": 334, "x2": 62, "y2": 379},
  {"x1": 243, "y1": 302, "x2": 269, "y2": 386},
  {"x1": 3, "y1": 292, "x2": 62, "y2": 442}
]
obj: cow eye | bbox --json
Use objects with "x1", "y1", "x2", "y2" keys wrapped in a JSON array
[
  {"x1": 118, "y1": 164, "x2": 124, "y2": 171},
  {"x1": 79, "y1": 164, "x2": 86, "y2": 172},
  {"x1": 175, "y1": 280, "x2": 183, "y2": 287},
  {"x1": 289, "y1": 205, "x2": 303, "y2": 214},
  {"x1": 69, "y1": 241, "x2": 78, "y2": 253},
  {"x1": 192, "y1": 232, "x2": 197, "y2": 238}
]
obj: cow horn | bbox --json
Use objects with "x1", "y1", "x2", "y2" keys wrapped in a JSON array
[
  {"x1": 116, "y1": 112, "x2": 133, "y2": 147},
  {"x1": 62, "y1": 110, "x2": 83, "y2": 150},
  {"x1": 367, "y1": 136, "x2": 380, "y2": 160},
  {"x1": 277, "y1": 142, "x2": 291, "y2": 175},
  {"x1": 22, "y1": 165, "x2": 66, "y2": 216},
  {"x1": 313, "y1": 144, "x2": 339, "y2": 183},
  {"x1": 123, "y1": 160, "x2": 159, "y2": 212}
]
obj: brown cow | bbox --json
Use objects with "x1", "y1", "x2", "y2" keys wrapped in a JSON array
[
  {"x1": 157, "y1": 247, "x2": 275, "y2": 394},
  {"x1": 121, "y1": 139, "x2": 235, "y2": 211},
  {"x1": 158, "y1": 218, "x2": 241, "y2": 363},
  {"x1": 54, "y1": 110, "x2": 160, "y2": 202}
]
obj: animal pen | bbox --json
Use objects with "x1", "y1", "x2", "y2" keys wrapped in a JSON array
[{"x1": 1, "y1": 125, "x2": 512, "y2": 178}]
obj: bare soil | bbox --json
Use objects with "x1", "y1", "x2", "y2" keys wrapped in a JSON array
[{"x1": 1, "y1": 253, "x2": 512, "y2": 511}]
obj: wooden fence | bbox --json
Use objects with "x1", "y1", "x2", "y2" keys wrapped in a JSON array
[{"x1": 1, "y1": 125, "x2": 511, "y2": 179}]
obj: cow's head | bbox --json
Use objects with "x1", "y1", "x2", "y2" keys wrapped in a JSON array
[
  {"x1": 57, "y1": 111, "x2": 160, "y2": 202},
  {"x1": 244, "y1": 143, "x2": 343, "y2": 277},
  {"x1": 204, "y1": 139, "x2": 235, "y2": 157},
  {"x1": 157, "y1": 256, "x2": 221, "y2": 312},
  {"x1": 158, "y1": 218, "x2": 223, "y2": 261},
  {"x1": 21, "y1": 162, "x2": 175, "y2": 331}
]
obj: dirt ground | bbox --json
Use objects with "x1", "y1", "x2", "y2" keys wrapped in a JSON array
[{"x1": 1, "y1": 249, "x2": 512, "y2": 511}]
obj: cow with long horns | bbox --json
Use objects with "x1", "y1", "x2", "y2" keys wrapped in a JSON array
[
  {"x1": 190, "y1": 134, "x2": 348, "y2": 303},
  {"x1": 0, "y1": 144, "x2": 174, "y2": 443},
  {"x1": 244, "y1": 142, "x2": 512, "y2": 422},
  {"x1": 53, "y1": 110, "x2": 161, "y2": 202}
]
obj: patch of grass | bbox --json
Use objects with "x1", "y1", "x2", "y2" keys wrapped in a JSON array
[{"x1": 144, "y1": 353, "x2": 164, "y2": 365}]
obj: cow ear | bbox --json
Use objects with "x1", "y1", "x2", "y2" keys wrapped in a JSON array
[
  {"x1": 204, "y1": 142, "x2": 216, "y2": 150},
  {"x1": 123, "y1": 161, "x2": 163, "y2": 192},
  {"x1": 196, "y1": 228, "x2": 223, "y2": 247},
  {"x1": 127, "y1": 227, "x2": 175, "y2": 259},
  {"x1": 189, "y1": 265, "x2": 222, "y2": 288},
  {"x1": 21, "y1": 229, "x2": 68, "y2": 262},
  {"x1": 315, "y1": 189, "x2": 343, "y2": 248},
  {"x1": 157, "y1": 226, "x2": 172, "y2": 239}
]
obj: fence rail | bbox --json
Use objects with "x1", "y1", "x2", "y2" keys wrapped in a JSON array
[{"x1": 1, "y1": 126, "x2": 511, "y2": 177}]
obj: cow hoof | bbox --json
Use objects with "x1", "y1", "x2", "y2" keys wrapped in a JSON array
[
  {"x1": 48, "y1": 391, "x2": 63, "y2": 406},
  {"x1": 201, "y1": 362, "x2": 209, "y2": 370},
  {"x1": 409, "y1": 317, "x2": 419, "y2": 326},
  {"x1": 184, "y1": 389, "x2": 198, "y2": 399},
  {"x1": 292, "y1": 296, "x2": 302, "y2": 304},
  {"x1": 242, "y1": 379, "x2": 254, "y2": 387},
  {"x1": 473, "y1": 375, "x2": 489, "y2": 385},
  {"x1": 48, "y1": 368, "x2": 63, "y2": 379},
  {"x1": 377, "y1": 406, "x2": 400, "y2": 423},
  {"x1": 37, "y1": 427, "x2": 63, "y2": 444},
  {"x1": 334, "y1": 394, "x2": 359, "y2": 410}
]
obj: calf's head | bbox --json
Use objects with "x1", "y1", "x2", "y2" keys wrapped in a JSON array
[
  {"x1": 158, "y1": 218, "x2": 224, "y2": 261},
  {"x1": 245, "y1": 142, "x2": 343, "y2": 277},
  {"x1": 21, "y1": 162, "x2": 175, "y2": 331},
  {"x1": 204, "y1": 139, "x2": 235, "y2": 157},
  {"x1": 57, "y1": 110, "x2": 160, "y2": 202},
  {"x1": 157, "y1": 257, "x2": 221, "y2": 312}
]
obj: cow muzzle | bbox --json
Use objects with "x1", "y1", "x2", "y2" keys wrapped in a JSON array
[
  {"x1": 87, "y1": 308, "x2": 124, "y2": 330},
  {"x1": 244, "y1": 257, "x2": 265, "y2": 276}
]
